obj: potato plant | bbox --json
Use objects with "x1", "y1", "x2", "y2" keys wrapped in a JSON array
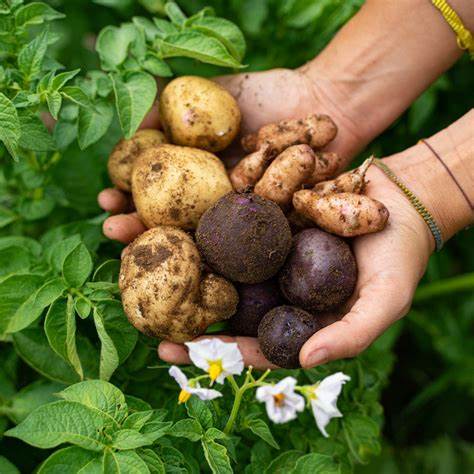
[{"x1": 0, "y1": 1, "x2": 473, "y2": 473}]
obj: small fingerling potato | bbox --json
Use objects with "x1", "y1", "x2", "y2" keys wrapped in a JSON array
[
  {"x1": 108, "y1": 129, "x2": 167, "y2": 192},
  {"x1": 132, "y1": 144, "x2": 233, "y2": 230},
  {"x1": 119, "y1": 226, "x2": 238, "y2": 343},
  {"x1": 159, "y1": 76, "x2": 241, "y2": 152}
]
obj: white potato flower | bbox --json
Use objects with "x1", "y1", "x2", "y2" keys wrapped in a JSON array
[
  {"x1": 168, "y1": 366, "x2": 222, "y2": 404},
  {"x1": 309, "y1": 372, "x2": 351, "y2": 437},
  {"x1": 256, "y1": 377, "x2": 305, "y2": 424},
  {"x1": 185, "y1": 339, "x2": 244, "y2": 384}
]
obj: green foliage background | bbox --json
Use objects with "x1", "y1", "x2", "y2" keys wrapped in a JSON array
[{"x1": 0, "y1": 0, "x2": 473, "y2": 473}]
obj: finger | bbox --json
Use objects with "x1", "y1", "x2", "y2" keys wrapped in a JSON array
[
  {"x1": 139, "y1": 101, "x2": 161, "y2": 130},
  {"x1": 300, "y1": 275, "x2": 412, "y2": 368},
  {"x1": 98, "y1": 188, "x2": 132, "y2": 214},
  {"x1": 158, "y1": 335, "x2": 278, "y2": 370},
  {"x1": 102, "y1": 212, "x2": 146, "y2": 243}
]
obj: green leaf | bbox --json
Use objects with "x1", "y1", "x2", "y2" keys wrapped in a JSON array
[
  {"x1": 165, "y1": 1, "x2": 187, "y2": 26},
  {"x1": 0, "y1": 456, "x2": 19, "y2": 474},
  {"x1": 62, "y1": 243, "x2": 93, "y2": 288},
  {"x1": 96, "y1": 24, "x2": 136, "y2": 69},
  {"x1": 53, "y1": 119, "x2": 77, "y2": 150},
  {"x1": 186, "y1": 396, "x2": 214, "y2": 430},
  {"x1": 190, "y1": 17, "x2": 246, "y2": 61},
  {"x1": 138, "y1": 449, "x2": 165, "y2": 474},
  {"x1": 51, "y1": 68, "x2": 80, "y2": 91},
  {"x1": 93, "y1": 306, "x2": 120, "y2": 381},
  {"x1": 15, "y1": 2, "x2": 64, "y2": 28},
  {"x1": 153, "y1": 17, "x2": 178, "y2": 37},
  {"x1": 61, "y1": 86, "x2": 91, "y2": 108},
  {"x1": 0, "y1": 93, "x2": 20, "y2": 159},
  {"x1": 5, "y1": 277, "x2": 66, "y2": 334},
  {"x1": 0, "y1": 246, "x2": 32, "y2": 276},
  {"x1": 111, "y1": 71, "x2": 157, "y2": 138},
  {"x1": 0, "y1": 206, "x2": 17, "y2": 228},
  {"x1": 264, "y1": 450, "x2": 304, "y2": 473},
  {"x1": 5, "y1": 400, "x2": 112, "y2": 451},
  {"x1": 3, "y1": 380, "x2": 64, "y2": 424},
  {"x1": 103, "y1": 450, "x2": 151, "y2": 474},
  {"x1": 291, "y1": 453, "x2": 340, "y2": 473},
  {"x1": 245, "y1": 418, "x2": 279, "y2": 449},
  {"x1": 59, "y1": 379, "x2": 127, "y2": 422},
  {"x1": 159, "y1": 31, "x2": 243, "y2": 68},
  {"x1": 13, "y1": 327, "x2": 81, "y2": 384},
  {"x1": 48, "y1": 234, "x2": 81, "y2": 272},
  {"x1": 46, "y1": 90, "x2": 62, "y2": 119},
  {"x1": 93, "y1": 259, "x2": 120, "y2": 282},
  {"x1": 142, "y1": 54, "x2": 173, "y2": 77},
  {"x1": 18, "y1": 111, "x2": 56, "y2": 151},
  {"x1": 38, "y1": 446, "x2": 100, "y2": 474},
  {"x1": 169, "y1": 418, "x2": 203, "y2": 441},
  {"x1": 201, "y1": 438, "x2": 232, "y2": 474},
  {"x1": 44, "y1": 295, "x2": 83, "y2": 379},
  {"x1": 74, "y1": 296, "x2": 91, "y2": 319},
  {"x1": 18, "y1": 28, "x2": 48, "y2": 79},
  {"x1": 112, "y1": 429, "x2": 154, "y2": 450},
  {"x1": 77, "y1": 99, "x2": 113, "y2": 149},
  {"x1": 123, "y1": 410, "x2": 154, "y2": 430},
  {"x1": 342, "y1": 414, "x2": 381, "y2": 464}
]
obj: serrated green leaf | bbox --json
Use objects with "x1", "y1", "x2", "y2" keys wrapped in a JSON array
[
  {"x1": 186, "y1": 397, "x2": 214, "y2": 430},
  {"x1": 58, "y1": 379, "x2": 128, "y2": 422},
  {"x1": 142, "y1": 54, "x2": 172, "y2": 76},
  {"x1": 50, "y1": 68, "x2": 80, "y2": 91},
  {"x1": 138, "y1": 448, "x2": 165, "y2": 474},
  {"x1": 190, "y1": 17, "x2": 246, "y2": 61},
  {"x1": 112, "y1": 429, "x2": 154, "y2": 450},
  {"x1": 5, "y1": 277, "x2": 66, "y2": 334},
  {"x1": 15, "y1": 2, "x2": 64, "y2": 28},
  {"x1": 111, "y1": 71, "x2": 156, "y2": 138},
  {"x1": 61, "y1": 86, "x2": 91, "y2": 108},
  {"x1": 77, "y1": 99, "x2": 113, "y2": 149},
  {"x1": 264, "y1": 450, "x2": 303, "y2": 474},
  {"x1": 44, "y1": 295, "x2": 83, "y2": 379},
  {"x1": 170, "y1": 418, "x2": 203, "y2": 441},
  {"x1": 245, "y1": 418, "x2": 279, "y2": 449},
  {"x1": 93, "y1": 259, "x2": 120, "y2": 282},
  {"x1": 53, "y1": 119, "x2": 77, "y2": 150},
  {"x1": 18, "y1": 28, "x2": 48, "y2": 79},
  {"x1": 5, "y1": 400, "x2": 112, "y2": 451},
  {"x1": 165, "y1": 2, "x2": 186, "y2": 26},
  {"x1": 62, "y1": 243, "x2": 93, "y2": 288},
  {"x1": 342, "y1": 414, "x2": 381, "y2": 464},
  {"x1": 159, "y1": 31, "x2": 243, "y2": 68},
  {"x1": 122, "y1": 410, "x2": 154, "y2": 430},
  {"x1": 37, "y1": 446, "x2": 99, "y2": 474},
  {"x1": 0, "y1": 93, "x2": 20, "y2": 159},
  {"x1": 291, "y1": 453, "x2": 340, "y2": 473},
  {"x1": 152, "y1": 17, "x2": 178, "y2": 37},
  {"x1": 201, "y1": 438, "x2": 232, "y2": 474}
]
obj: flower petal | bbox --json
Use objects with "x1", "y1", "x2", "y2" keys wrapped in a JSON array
[
  {"x1": 189, "y1": 387, "x2": 223, "y2": 401},
  {"x1": 169, "y1": 366, "x2": 188, "y2": 390},
  {"x1": 310, "y1": 399, "x2": 332, "y2": 437},
  {"x1": 185, "y1": 340, "x2": 212, "y2": 371}
]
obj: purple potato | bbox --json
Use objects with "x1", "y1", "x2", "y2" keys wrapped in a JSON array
[
  {"x1": 196, "y1": 192, "x2": 292, "y2": 283},
  {"x1": 258, "y1": 305, "x2": 322, "y2": 368},
  {"x1": 230, "y1": 280, "x2": 283, "y2": 337},
  {"x1": 279, "y1": 228, "x2": 357, "y2": 312}
]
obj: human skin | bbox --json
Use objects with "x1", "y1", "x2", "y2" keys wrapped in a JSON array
[{"x1": 98, "y1": 0, "x2": 474, "y2": 368}]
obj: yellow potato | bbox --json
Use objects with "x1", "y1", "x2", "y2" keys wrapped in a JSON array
[
  {"x1": 119, "y1": 226, "x2": 238, "y2": 342},
  {"x1": 132, "y1": 144, "x2": 233, "y2": 229},
  {"x1": 108, "y1": 129, "x2": 167, "y2": 191},
  {"x1": 159, "y1": 76, "x2": 241, "y2": 152}
]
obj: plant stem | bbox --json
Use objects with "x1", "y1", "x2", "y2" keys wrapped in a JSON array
[
  {"x1": 223, "y1": 384, "x2": 244, "y2": 435},
  {"x1": 414, "y1": 273, "x2": 474, "y2": 302}
]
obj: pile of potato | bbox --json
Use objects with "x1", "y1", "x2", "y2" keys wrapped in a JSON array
[{"x1": 110, "y1": 76, "x2": 389, "y2": 368}]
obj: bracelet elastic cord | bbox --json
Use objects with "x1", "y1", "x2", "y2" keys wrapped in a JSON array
[
  {"x1": 373, "y1": 159, "x2": 444, "y2": 251},
  {"x1": 420, "y1": 139, "x2": 473, "y2": 211},
  {"x1": 431, "y1": 0, "x2": 474, "y2": 59}
]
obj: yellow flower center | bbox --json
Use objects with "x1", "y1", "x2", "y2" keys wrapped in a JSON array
[
  {"x1": 273, "y1": 393, "x2": 286, "y2": 407},
  {"x1": 207, "y1": 360, "x2": 223, "y2": 383},
  {"x1": 178, "y1": 389, "x2": 191, "y2": 404}
]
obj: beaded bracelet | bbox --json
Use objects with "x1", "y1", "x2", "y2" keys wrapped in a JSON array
[{"x1": 373, "y1": 159, "x2": 444, "y2": 251}]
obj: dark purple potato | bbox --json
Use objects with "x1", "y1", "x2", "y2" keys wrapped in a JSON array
[
  {"x1": 258, "y1": 305, "x2": 322, "y2": 368},
  {"x1": 230, "y1": 280, "x2": 283, "y2": 337},
  {"x1": 196, "y1": 192, "x2": 292, "y2": 284},
  {"x1": 279, "y1": 228, "x2": 357, "y2": 312}
]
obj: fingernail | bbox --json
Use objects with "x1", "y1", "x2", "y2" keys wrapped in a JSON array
[{"x1": 303, "y1": 348, "x2": 329, "y2": 368}]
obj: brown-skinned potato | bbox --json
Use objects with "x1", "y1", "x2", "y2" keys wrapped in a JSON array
[
  {"x1": 159, "y1": 76, "x2": 241, "y2": 152},
  {"x1": 254, "y1": 144, "x2": 315, "y2": 209},
  {"x1": 229, "y1": 144, "x2": 272, "y2": 192},
  {"x1": 293, "y1": 190, "x2": 389, "y2": 237},
  {"x1": 108, "y1": 129, "x2": 167, "y2": 191},
  {"x1": 241, "y1": 113, "x2": 337, "y2": 155},
  {"x1": 132, "y1": 144, "x2": 233, "y2": 230},
  {"x1": 119, "y1": 226, "x2": 238, "y2": 343}
]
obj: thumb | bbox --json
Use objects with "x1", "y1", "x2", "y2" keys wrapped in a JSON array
[{"x1": 299, "y1": 275, "x2": 413, "y2": 368}]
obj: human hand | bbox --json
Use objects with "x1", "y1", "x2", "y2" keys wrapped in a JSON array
[
  {"x1": 157, "y1": 150, "x2": 434, "y2": 369},
  {"x1": 98, "y1": 67, "x2": 366, "y2": 243}
]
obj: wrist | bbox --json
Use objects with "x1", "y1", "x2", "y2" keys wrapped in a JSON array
[{"x1": 383, "y1": 111, "x2": 474, "y2": 243}]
